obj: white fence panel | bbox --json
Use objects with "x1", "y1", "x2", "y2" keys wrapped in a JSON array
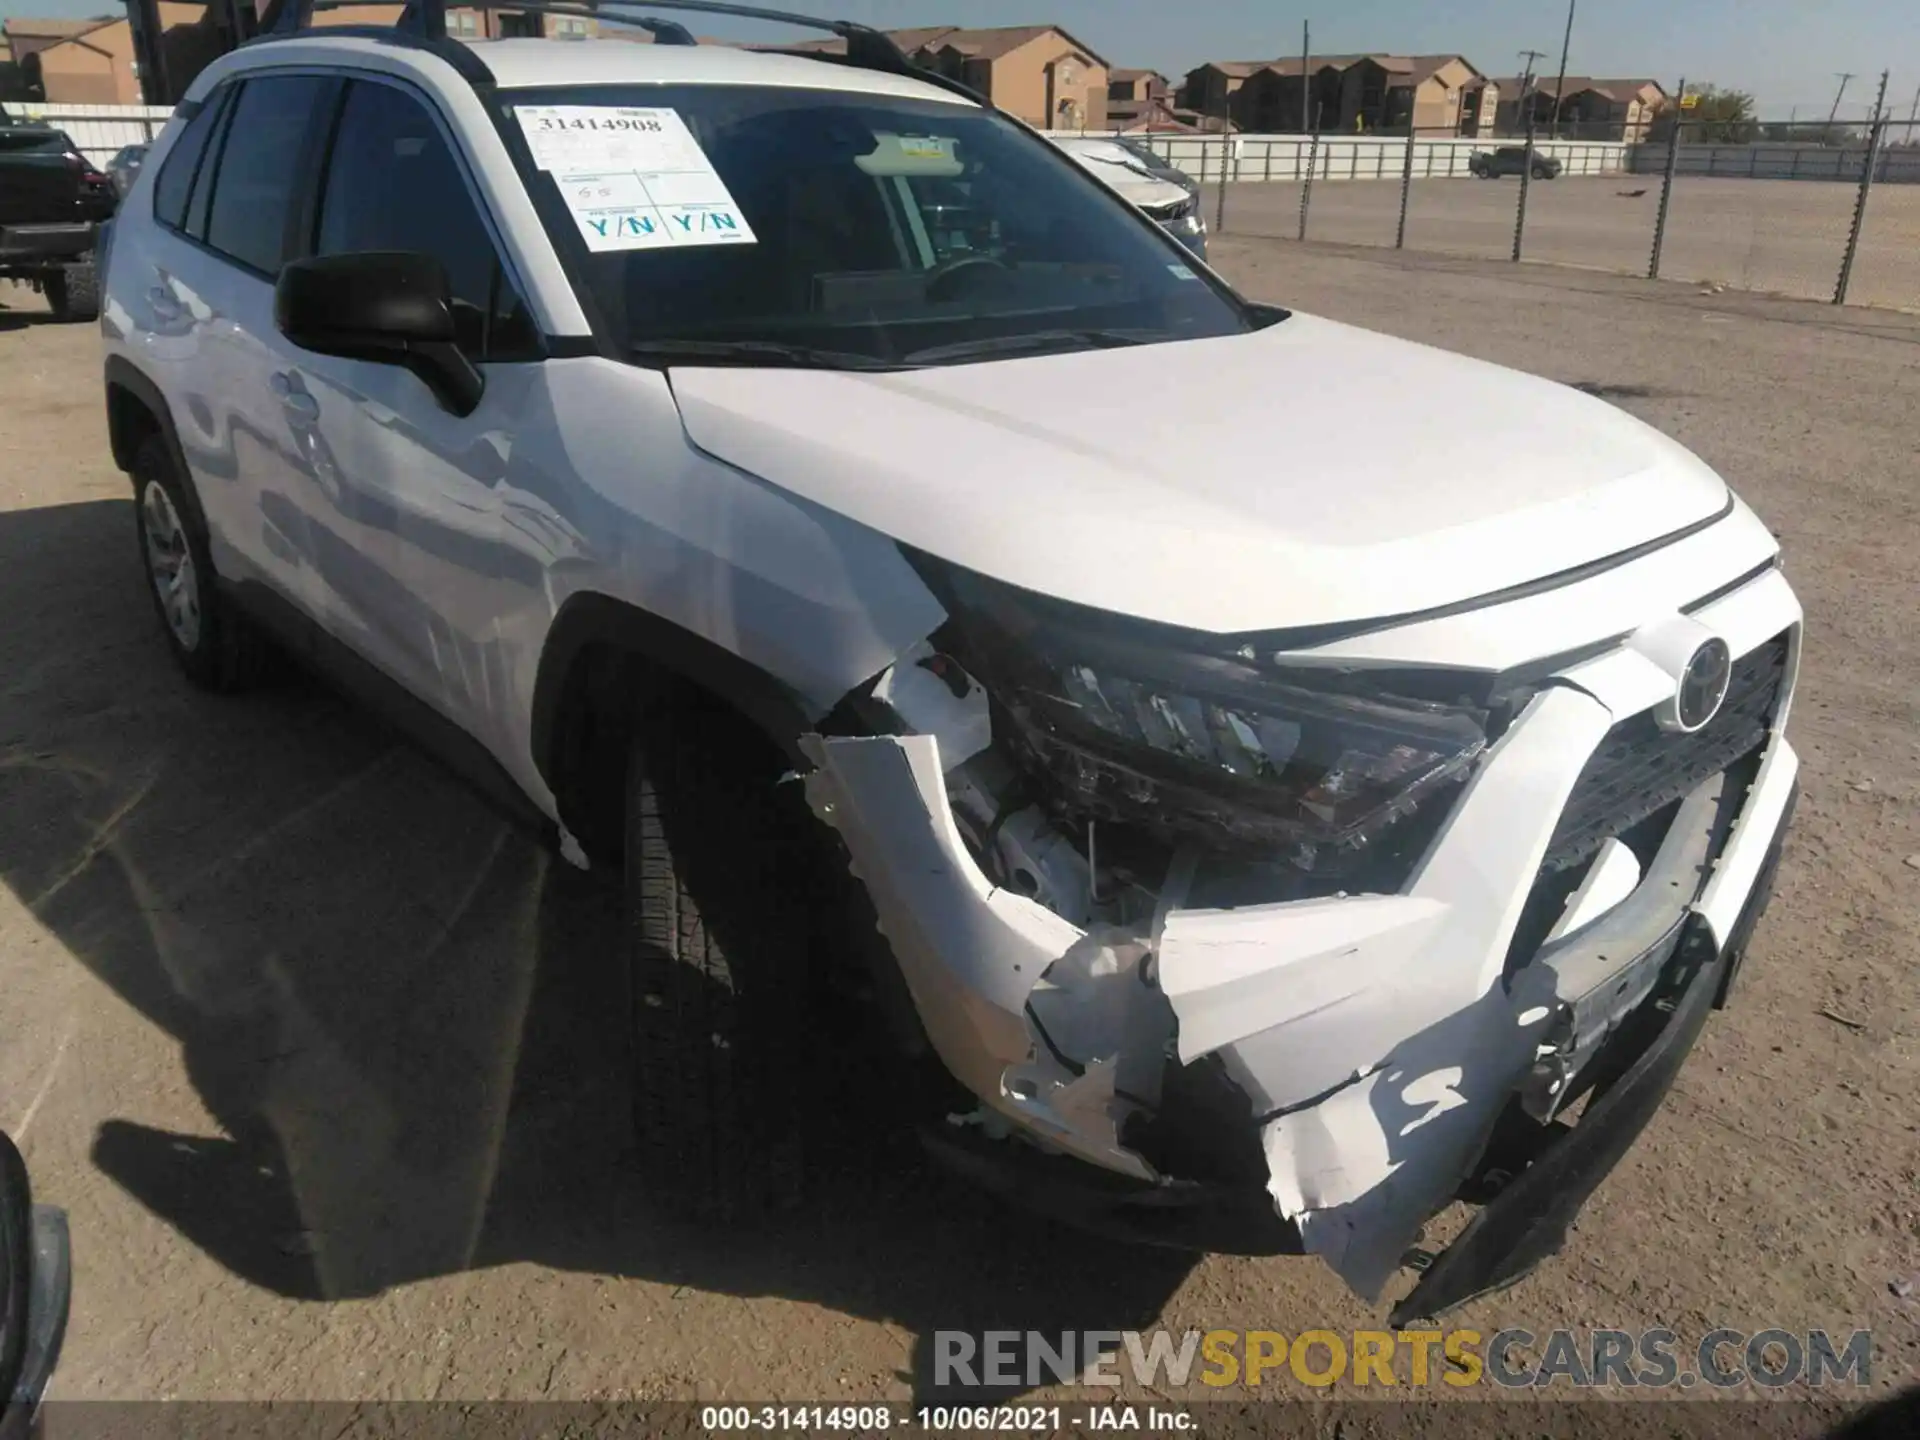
[
  {"x1": 1042, "y1": 130, "x2": 1630, "y2": 182},
  {"x1": 1626, "y1": 140, "x2": 1920, "y2": 184},
  {"x1": 6, "y1": 101, "x2": 178, "y2": 167}
]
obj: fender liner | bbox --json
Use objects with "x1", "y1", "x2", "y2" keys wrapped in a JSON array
[{"x1": 530, "y1": 591, "x2": 818, "y2": 855}]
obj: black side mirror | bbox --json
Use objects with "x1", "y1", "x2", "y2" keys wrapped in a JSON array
[
  {"x1": 1, "y1": 1130, "x2": 70, "y2": 1437},
  {"x1": 274, "y1": 251, "x2": 485, "y2": 417}
]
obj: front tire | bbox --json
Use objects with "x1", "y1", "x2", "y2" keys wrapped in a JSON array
[
  {"x1": 133, "y1": 434, "x2": 272, "y2": 691},
  {"x1": 624, "y1": 704, "x2": 813, "y2": 1220}
]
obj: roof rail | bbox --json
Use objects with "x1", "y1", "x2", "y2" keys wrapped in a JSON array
[
  {"x1": 251, "y1": 0, "x2": 990, "y2": 105},
  {"x1": 265, "y1": 0, "x2": 918, "y2": 75}
]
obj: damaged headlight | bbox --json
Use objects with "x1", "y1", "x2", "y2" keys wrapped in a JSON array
[{"x1": 919, "y1": 563, "x2": 1488, "y2": 865}]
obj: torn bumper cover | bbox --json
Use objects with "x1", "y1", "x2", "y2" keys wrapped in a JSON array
[{"x1": 800, "y1": 652, "x2": 1799, "y2": 1317}]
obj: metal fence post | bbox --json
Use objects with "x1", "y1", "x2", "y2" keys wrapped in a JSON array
[
  {"x1": 1214, "y1": 134, "x2": 1231, "y2": 235},
  {"x1": 1648, "y1": 99, "x2": 1683, "y2": 279},
  {"x1": 1396, "y1": 122, "x2": 1417, "y2": 248},
  {"x1": 1834, "y1": 117, "x2": 1887, "y2": 305},
  {"x1": 1511, "y1": 112, "x2": 1536, "y2": 261},
  {"x1": 1298, "y1": 126, "x2": 1320, "y2": 241}
]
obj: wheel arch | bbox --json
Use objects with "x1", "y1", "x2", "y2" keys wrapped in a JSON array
[
  {"x1": 103, "y1": 356, "x2": 198, "y2": 508},
  {"x1": 530, "y1": 591, "x2": 818, "y2": 863}
]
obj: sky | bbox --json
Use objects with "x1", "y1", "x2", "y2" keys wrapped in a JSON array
[{"x1": 4, "y1": 0, "x2": 1915, "y2": 120}]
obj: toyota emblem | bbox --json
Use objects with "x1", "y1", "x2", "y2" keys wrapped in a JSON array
[{"x1": 1675, "y1": 637, "x2": 1732, "y2": 732}]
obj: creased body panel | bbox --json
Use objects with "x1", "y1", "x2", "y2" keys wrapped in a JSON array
[{"x1": 469, "y1": 358, "x2": 948, "y2": 811}]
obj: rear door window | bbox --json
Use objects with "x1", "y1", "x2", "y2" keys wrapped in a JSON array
[{"x1": 202, "y1": 74, "x2": 331, "y2": 274}]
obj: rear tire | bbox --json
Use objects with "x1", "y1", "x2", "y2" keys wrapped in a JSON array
[
  {"x1": 132, "y1": 434, "x2": 273, "y2": 691},
  {"x1": 624, "y1": 701, "x2": 814, "y2": 1221},
  {"x1": 44, "y1": 261, "x2": 99, "y2": 322}
]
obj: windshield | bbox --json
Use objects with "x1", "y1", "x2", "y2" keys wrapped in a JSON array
[{"x1": 495, "y1": 83, "x2": 1251, "y2": 367}]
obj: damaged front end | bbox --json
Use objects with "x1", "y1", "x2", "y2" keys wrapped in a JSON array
[{"x1": 798, "y1": 557, "x2": 1799, "y2": 1322}]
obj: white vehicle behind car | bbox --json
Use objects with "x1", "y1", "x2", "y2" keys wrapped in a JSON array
[
  {"x1": 1051, "y1": 134, "x2": 1207, "y2": 258},
  {"x1": 97, "y1": 0, "x2": 1799, "y2": 1325}
]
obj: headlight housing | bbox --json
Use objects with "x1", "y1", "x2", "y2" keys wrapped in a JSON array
[{"x1": 921, "y1": 562, "x2": 1489, "y2": 870}]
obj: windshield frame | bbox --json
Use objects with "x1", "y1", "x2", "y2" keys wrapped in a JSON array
[{"x1": 484, "y1": 78, "x2": 1262, "y2": 366}]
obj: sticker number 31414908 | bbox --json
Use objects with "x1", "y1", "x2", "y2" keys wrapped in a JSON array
[{"x1": 514, "y1": 104, "x2": 759, "y2": 254}]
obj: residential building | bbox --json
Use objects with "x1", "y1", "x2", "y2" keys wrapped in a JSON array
[
  {"x1": 1181, "y1": 53, "x2": 1495, "y2": 136},
  {"x1": 1496, "y1": 76, "x2": 1668, "y2": 141},
  {"x1": 1106, "y1": 66, "x2": 1164, "y2": 118},
  {"x1": 1174, "y1": 60, "x2": 1267, "y2": 123},
  {"x1": 784, "y1": 23, "x2": 1109, "y2": 130},
  {"x1": 1, "y1": 8, "x2": 222, "y2": 105},
  {"x1": 2, "y1": 15, "x2": 120, "y2": 101},
  {"x1": 44, "y1": 2, "x2": 610, "y2": 104},
  {"x1": 1104, "y1": 66, "x2": 1206, "y2": 132}
]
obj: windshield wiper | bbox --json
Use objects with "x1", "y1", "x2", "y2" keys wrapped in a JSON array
[
  {"x1": 903, "y1": 328, "x2": 1176, "y2": 364},
  {"x1": 628, "y1": 339, "x2": 904, "y2": 372}
]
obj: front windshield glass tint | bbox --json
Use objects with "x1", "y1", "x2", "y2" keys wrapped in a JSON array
[{"x1": 496, "y1": 83, "x2": 1249, "y2": 366}]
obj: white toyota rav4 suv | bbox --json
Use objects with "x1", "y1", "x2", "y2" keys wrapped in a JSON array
[{"x1": 98, "y1": 0, "x2": 1801, "y2": 1322}]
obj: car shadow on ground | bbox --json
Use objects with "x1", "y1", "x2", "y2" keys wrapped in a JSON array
[
  {"x1": 0, "y1": 287, "x2": 56, "y2": 332},
  {"x1": 0, "y1": 498, "x2": 1198, "y2": 1402}
]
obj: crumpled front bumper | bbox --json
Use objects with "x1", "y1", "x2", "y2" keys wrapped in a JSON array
[{"x1": 799, "y1": 557, "x2": 1801, "y2": 1315}]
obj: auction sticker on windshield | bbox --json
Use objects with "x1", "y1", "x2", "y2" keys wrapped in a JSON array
[{"x1": 514, "y1": 105, "x2": 757, "y2": 253}]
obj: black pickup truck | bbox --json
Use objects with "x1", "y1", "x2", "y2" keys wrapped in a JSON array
[{"x1": 0, "y1": 102, "x2": 116, "y2": 321}]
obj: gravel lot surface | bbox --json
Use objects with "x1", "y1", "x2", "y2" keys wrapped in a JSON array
[
  {"x1": 2, "y1": 244, "x2": 1917, "y2": 1429},
  {"x1": 1216, "y1": 176, "x2": 1920, "y2": 311}
]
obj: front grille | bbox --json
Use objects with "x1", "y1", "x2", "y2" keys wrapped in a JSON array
[
  {"x1": 1540, "y1": 633, "x2": 1788, "y2": 875},
  {"x1": 1141, "y1": 196, "x2": 1195, "y2": 222}
]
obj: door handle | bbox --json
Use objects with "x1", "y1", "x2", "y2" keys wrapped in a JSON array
[{"x1": 271, "y1": 371, "x2": 319, "y2": 425}]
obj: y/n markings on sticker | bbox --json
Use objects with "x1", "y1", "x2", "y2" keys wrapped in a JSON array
[{"x1": 518, "y1": 104, "x2": 759, "y2": 254}]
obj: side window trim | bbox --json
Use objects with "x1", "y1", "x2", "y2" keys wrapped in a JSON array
[
  {"x1": 284, "y1": 76, "x2": 347, "y2": 266},
  {"x1": 184, "y1": 80, "x2": 241, "y2": 243},
  {"x1": 153, "y1": 79, "x2": 231, "y2": 237},
  {"x1": 310, "y1": 71, "x2": 541, "y2": 362}
]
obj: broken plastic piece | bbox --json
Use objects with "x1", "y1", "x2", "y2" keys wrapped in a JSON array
[
  {"x1": 1026, "y1": 924, "x2": 1173, "y2": 1109},
  {"x1": 871, "y1": 639, "x2": 991, "y2": 772}
]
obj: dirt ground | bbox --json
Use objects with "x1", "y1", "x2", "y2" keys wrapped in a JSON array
[
  {"x1": 1217, "y1": 176, "x2": 1920, "y2": 312},
  {"x1": 2, "y1": 241, "x2": 1918, "y2": 1426}
]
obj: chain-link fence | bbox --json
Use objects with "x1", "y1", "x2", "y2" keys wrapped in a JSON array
[{"x1": 1122, "y1": 117, "x2": 1920, "y2": 312}]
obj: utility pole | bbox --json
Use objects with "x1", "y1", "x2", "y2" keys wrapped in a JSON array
[
  {"x1": 1549, "y1": 0, "x2": 1577, "y2": 139},
  {"x1": 1517, "y1": 49, "x2": 1547, "y2": 137},
  {"x1": 1825, "y1": 72, "x2": 1855, "y2": 143},
  {"x1": 1300, "y1": 20, "x2": 1311, "y2": 133}
]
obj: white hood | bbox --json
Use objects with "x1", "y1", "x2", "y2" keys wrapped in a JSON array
[{"x1": 669, "y1": 314, "x2": 1731, "y2": 634}]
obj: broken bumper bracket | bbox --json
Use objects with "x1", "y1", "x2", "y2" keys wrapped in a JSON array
[{"x1": 1386, "y1": 781, "x2": 1796, "y2": 1327}]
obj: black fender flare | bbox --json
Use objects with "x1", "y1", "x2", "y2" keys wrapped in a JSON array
[{"x1": 102, "y1": 355, "x2": 211, "y2": 537}]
